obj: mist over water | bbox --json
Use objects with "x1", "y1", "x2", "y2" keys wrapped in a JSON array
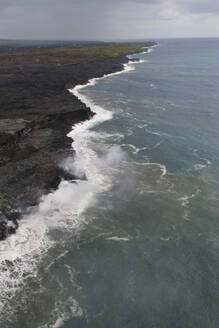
[{"x1": 1, "y1": 39, "x2": 219, "y2": 328}]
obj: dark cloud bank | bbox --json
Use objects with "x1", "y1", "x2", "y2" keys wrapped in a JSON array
[{"x1": 0, "y1": 0, "x2": 218, "y2": 40}]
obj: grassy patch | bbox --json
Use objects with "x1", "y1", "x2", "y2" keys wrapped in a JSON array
[{"x1": 0, "y1": 43, "x2": 151, "y2": 66}]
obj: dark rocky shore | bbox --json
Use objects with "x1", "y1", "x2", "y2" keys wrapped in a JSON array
[{"x1": 0, "y1": 53, "x2": 135, "y2": 240}]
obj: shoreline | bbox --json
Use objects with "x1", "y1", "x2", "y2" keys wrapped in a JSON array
[
  {"x1": 0, "y1": 45, "x2": 155, "y2": 320},
  {"x1": 0, "y1": 44, "x2": 156, "y2": 241}
]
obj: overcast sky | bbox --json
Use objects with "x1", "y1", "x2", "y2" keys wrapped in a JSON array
[{"x1": 1, "y1": 0, "x2": 219, "y2": 40}]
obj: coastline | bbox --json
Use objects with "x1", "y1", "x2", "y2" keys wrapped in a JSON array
[
  {"x1": 0, "y1": 44, "x2": 156, "y2": 322},
  {"x1": 0, "y1": 45, "x2": 155, "y2": 240}
]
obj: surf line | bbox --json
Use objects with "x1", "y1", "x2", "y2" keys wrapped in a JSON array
[{"x1": 68, "y1": 46, "x2": 154, "y2": 134}]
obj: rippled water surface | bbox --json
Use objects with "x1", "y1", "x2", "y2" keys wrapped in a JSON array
[{"x1": 1, "y1": 38, "x2": 219, "y2": 328}]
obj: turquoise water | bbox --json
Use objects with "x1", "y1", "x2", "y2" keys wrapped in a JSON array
[{"x1": 1, "y1": 38, "x2": 219, "y2": 328}]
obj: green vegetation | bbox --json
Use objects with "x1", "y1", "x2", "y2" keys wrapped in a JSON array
[{"x1": 0, "y1": 43, "x2": 150, "y2": 66}]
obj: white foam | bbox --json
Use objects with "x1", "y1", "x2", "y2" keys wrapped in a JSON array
[
  {"x1": 150, "y1": 83, "x2": 157, "y2": 90},
  {"x1": 0, "y1": 176, "x2": 101, "y2": 316},
  {"x1": 160, "y1": 165, "x2": 167, "y2": 178},
  {"x1": 106, "y1": 236, "x2": 132, "y2": 242},
  {"x1": 147, "y1": 130, "x2": 162, "y2": 137},
  {"x1": 196, "y1": 157, "x2": 212, "y2": 169},
  {"x1": 127, "y1": 44, "x2": 157, "y2": 62},
  {"x1": 147, "y1": 48, "x2": 154, "y2": 54},
  {"x1": 179, "y1": 195, "x2": 190, "y2": 207},
  {"x1": 121, "y1": 143, "x2": 147, "y2": 155},
  {"x1": 139, "y1": 45, "x2": 156, "y2": 55},
  {"x1": 69, "y1": 60, "x2": 138, "y2": 131},
  {"x1": 0, "y1": 214, "x2": 50, "y2": 315},
  {"x1": 179, "y1": 194, "x2": 196, "y2": 208},
  {"x1": 178, "y1": 193, "x2": 197, "y2": 221},
  {"x1": 160, "y1": 236, "x2": 170, "y2": 241},
  {"x1": 128, "y1": 59, "x2": 148, "y2": 65},
  {"x1": 204, "y1": 159, "x2": 211, "y2": 165},
  {"x1": 194, "y1": 164, "x2": 206, "y2": 170},
  {"x1": 153, "y1": 141, "x2": 163, "y2": 149},
  {"x1": 137, "y1": 123, "x2": 148, "y2": 129}
]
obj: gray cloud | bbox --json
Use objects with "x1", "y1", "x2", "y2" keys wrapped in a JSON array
[
  {"x1": 0, "y1": 0, "x2": 218, "y2": 39},
  {"x1": 181, "y1": 0, "x2": 219, "y2": 14}
]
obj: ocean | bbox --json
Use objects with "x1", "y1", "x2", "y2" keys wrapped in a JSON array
[{"x1": 1, "y1": 38, "x2": 219, "y2": 327}]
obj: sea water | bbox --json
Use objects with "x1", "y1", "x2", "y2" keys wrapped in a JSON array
[{"x1": 1, "y1": 38, "x2": 219, "y2": 328}]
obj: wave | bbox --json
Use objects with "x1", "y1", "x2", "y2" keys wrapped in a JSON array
[
  {"x1": 137, "y1": 123, "x2": 148, "y2": 129},
  {"x1": 128, "y1": 59, "x2": 148, "y2": 64},
  {"x1": 106, "y1": 236, "x2": 132, "y2": 242},
  {"x1": 121, "y1": 143, "x2": 147, "y2": 155}
]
